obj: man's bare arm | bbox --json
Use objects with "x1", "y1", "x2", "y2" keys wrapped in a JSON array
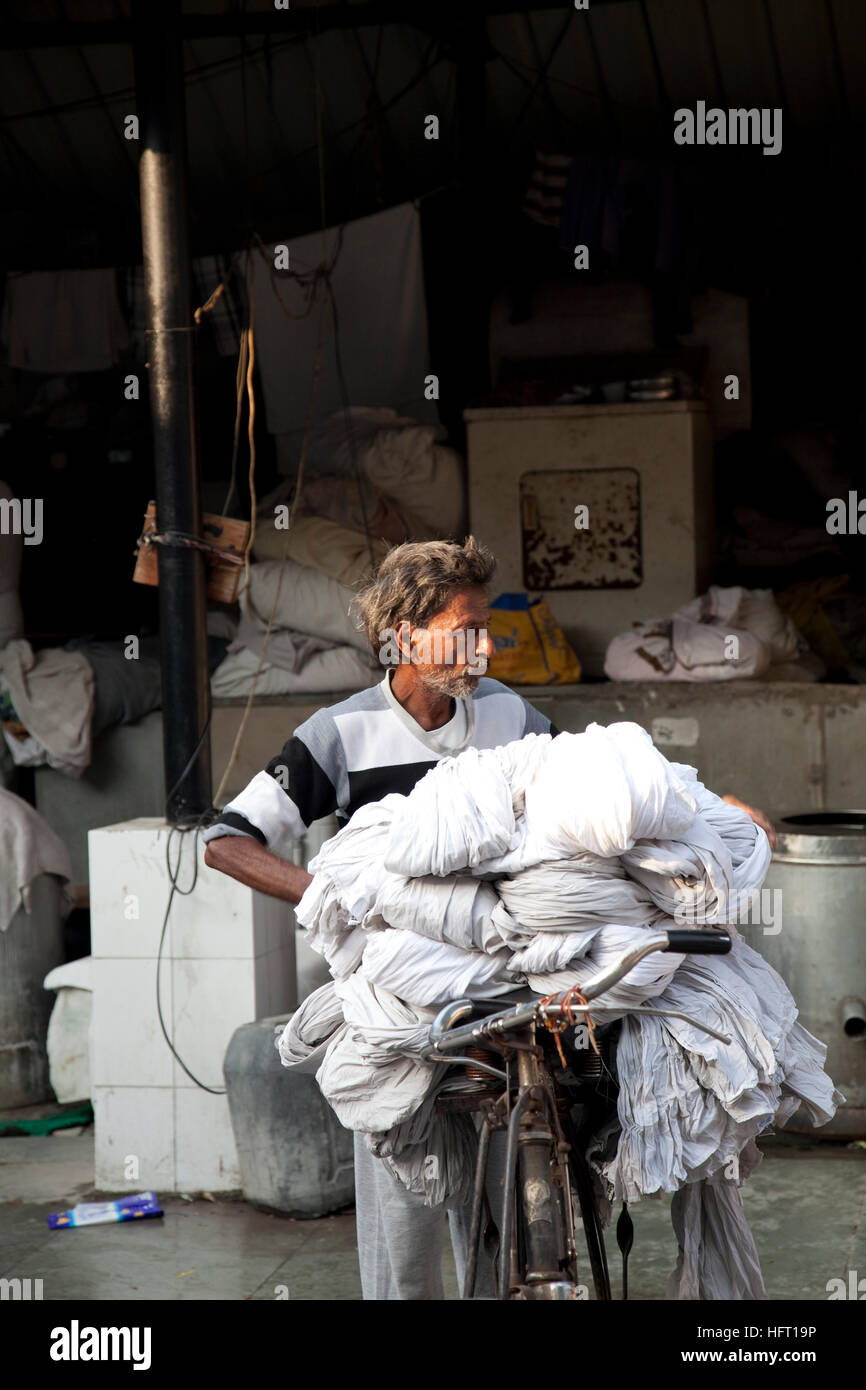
[
  {"x1": 721, "y1": 794, "x2": 777, "y2": 850},
  {"x1": 203, "y1": 835, "x2": 313, "y2": 906}
]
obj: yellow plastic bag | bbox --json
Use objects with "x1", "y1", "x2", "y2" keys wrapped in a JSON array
[{"x1": 487, "y1": 592, "x2": 582, "y2": 685}]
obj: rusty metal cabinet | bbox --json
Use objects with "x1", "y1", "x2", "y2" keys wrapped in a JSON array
[{"x1": 465, "y1": 402, "x2": 714, "y2": 678}]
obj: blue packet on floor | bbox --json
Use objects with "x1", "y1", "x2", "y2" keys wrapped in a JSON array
[{"x1": 48, "y1": 1192, "x2": 163, "y2": 1229}]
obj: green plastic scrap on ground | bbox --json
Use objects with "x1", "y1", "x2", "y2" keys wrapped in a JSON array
[{"x1": 0, "y1": 1103, "x2": 93, "y2": 1136}]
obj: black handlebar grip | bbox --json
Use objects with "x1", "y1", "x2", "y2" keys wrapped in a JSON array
[{"x1": 664, "y1": 929, "x2": 732, "y2": 954}]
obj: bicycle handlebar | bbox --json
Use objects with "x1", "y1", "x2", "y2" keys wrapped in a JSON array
[
  {"x1": 663, "y1": 929, "x2": 732, "y2": 954},
  {"x1": 427, "y1": 928, "x2": 733, "y2": 1054}
]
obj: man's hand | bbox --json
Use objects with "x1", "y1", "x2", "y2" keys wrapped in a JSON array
[{"x1": 721, "y1": 794, "x2": 777, "y2": 850}]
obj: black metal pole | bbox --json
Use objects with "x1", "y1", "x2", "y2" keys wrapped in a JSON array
[{"x1": 132, "y1": 0, "x2": 211, "y2": 824}]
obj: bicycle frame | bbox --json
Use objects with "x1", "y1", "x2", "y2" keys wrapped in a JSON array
[{"x1": 423, "y1": 928, "x2": 733, "y2": 1300}]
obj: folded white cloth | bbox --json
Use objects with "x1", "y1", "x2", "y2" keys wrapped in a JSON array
[
  {"x1": 284, "y1": 718, "x2": 843, "y2": 1301},
  {"x1": 0, "y1": 787, "x2": 75, "y2": 933},
  {"x1": 0, "y1": 640, "x2": 94, "y2": 776},
  {"x1": 604, "y1": 585, "x2": 825, "y2": 682},
  {"x1": 359, "y1": 927, "x2": 524, "y2": 1008},
  {"x1": 383, "y1": 723, "x2": 698, "y2": 877}
]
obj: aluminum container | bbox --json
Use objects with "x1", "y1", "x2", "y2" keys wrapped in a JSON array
[{"x1": 758, "y1": 811, "x2": 866, "y2": 1137}]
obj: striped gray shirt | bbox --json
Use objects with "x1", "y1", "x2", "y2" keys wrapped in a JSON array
[{"x1": 202, "y1": 672, "x2": 556, "y2": 856}]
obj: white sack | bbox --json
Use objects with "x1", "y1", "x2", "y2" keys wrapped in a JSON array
[
  {"x1": 210, "y1": 642, "x2": 378, "y2": 699},
  {"x1": 240, "y1": 559, "x2": 369, "y2": 652}
]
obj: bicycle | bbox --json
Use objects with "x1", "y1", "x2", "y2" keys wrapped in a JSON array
[{"x1": 423, "y1": 927, "x2": 734, "y2": 1300}]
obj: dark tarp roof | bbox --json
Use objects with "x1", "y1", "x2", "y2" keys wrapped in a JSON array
[{"x1": 1, "y1": 0, "x2": 864, "y2": 268}]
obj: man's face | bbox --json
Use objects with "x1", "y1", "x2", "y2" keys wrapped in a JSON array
[{"x1": 404, "y1": 586, "x2": 495, "y2": 697}]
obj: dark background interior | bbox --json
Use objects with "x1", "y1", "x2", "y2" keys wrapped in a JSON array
[{"x1": 1, "y1": 0, "x2": 864, "y2": 643}]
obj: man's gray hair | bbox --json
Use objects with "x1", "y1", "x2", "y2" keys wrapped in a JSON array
[{"x1": 352, "y1": 535, "x2": 496, "y2": 656}]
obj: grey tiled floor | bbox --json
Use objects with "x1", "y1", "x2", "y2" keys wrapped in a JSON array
[{"x1": 1, "y1": 1132, "x2": 863, "y2": 1301}]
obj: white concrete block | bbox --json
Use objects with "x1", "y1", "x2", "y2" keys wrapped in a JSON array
[
  {"x1": 170, "y1": 956, "x2": 255, "y2": 1092},
  {"x1": 89, "y1": 819, "x2": 169, "y2": 958},
  {"x1": 89, "y1": 818, "x2": 297, "y2": 1191},
  {"x1": 171, "y1": 853, "x2": 277, "y2": 961},
  {"x1": 90, "y1": 957, "x2": 174, "y2": 1088},
  {"x1": 93, "y1": 1085, "x2": 175, "y2": 1192},
  {"x1": 174, "y1": 1089, "x2": 241, "y2": 1191}
]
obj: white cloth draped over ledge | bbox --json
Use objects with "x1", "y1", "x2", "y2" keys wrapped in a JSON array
[{"x1": 276, "y1": 721, "x2": 844, "y2": 1299}]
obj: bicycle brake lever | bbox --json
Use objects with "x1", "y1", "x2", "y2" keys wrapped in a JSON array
[
  {"x1": 420, "y1": 1047, "x2": 508, "y2": 1082},
  {"x1": 620, "y1": 1006, "x2": 732, "y2": 1044}
]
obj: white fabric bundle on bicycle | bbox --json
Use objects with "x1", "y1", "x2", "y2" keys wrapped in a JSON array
[
  {"x1": 496, "y1": 855, "x2": 665, "y2": 932},
  {"x1": 288, "y1": 716, "x2": 841, "y2": 1266},
  {"x1": 359, "y1": 927, "x2": 525, "y2": 1007},
  {"x1": 508, "y1": 921, "x2": 685, "y2": 1014},
  {"x1": 313, "y1": 975, "x2": 442, "y2": 1134},
  {"x1": 381, "y1": 739, "x2": 537, "y2": 877},
  {"x1": 275, "y1": 980, "x2": 479, "y2": 1206},
  {"x1": 294, "y1": 799, "x2": 397, "y2": 977},
  {"x1": 369, "y1": 874, "x2": 510, "y2": 954},
  {"x1": 667, "y1": 1141, "x2": 768, "y2": 1300},
  {"x1": 596, "y1": 933, "x2": 841, "y2": 1209},
  {"x1": 275, "y1": 978, "x2": 349, "y2": 1073},
  {"x1": 365, "y1": 1084, "x2": 480, "y2": 1209},
  {"x1": 383, "y1": 723, "x2": 698, "y2": 877}
]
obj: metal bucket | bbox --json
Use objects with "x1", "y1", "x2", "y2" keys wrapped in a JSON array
[{"x1": 759, "y1": 811, "x2": 866, "y2": 1138}]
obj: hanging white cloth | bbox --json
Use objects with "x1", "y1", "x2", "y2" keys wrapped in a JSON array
[
  {"x1": 1, "y1": 269, "x2": 128, "y2": 373},
  {"x1": 251, "y1": 203, "x2": 436, "y2": 449}
]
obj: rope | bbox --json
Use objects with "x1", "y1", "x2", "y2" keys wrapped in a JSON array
[
  {"x1": 223, "y1": 322, "x2": 249, "y2": 517},
  {"x1": 539, "y1": 984, "x2": 601, "y2": 1065},
  {"x1": 237, "y1": 255, "x2": 257, "y2": 602},
  {"x1": 212, "y1": 287, "x2": 329, "y2": 809},
  {"x1": 560, "y1": 983, "x2": 600, "y2": 1056}
]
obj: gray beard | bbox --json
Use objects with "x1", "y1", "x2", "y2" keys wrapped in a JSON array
[{"x1": 418, "y1": 668, "x2": 481, "y2": 699}]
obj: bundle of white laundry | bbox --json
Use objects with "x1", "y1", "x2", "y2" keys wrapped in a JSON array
[
  {"x1": 604, "y1": 585, "x2": 825, "y2": 682},
  {"x1": 277, "y1": 722, "x2": 843, "y2": 1297}
]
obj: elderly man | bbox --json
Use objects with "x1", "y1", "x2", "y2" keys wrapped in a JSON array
[{"x1": 203, "y1": 535, "x2": 775, "y2": 1300}]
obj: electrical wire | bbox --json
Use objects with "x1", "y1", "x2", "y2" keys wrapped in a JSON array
[{"x1": 155, "y1": 821, "x2": 226, "y2": 1096}]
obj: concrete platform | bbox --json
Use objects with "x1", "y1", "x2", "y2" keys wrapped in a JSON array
[{"x1": 1, "y1": 1130, "x2": 864, "y2": 1301}]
